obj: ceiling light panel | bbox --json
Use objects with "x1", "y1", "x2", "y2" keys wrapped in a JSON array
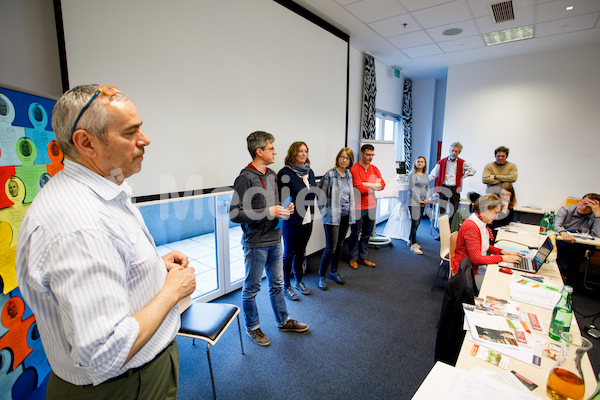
[{"x1": 483, "y1": 25, "x2": 533, "y2": 45}]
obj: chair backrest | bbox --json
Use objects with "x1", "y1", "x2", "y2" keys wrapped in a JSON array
[
  {"x1": 438, "y1": 214, "x2": 451, "y2": 260},
  {"x1": 448, "y1": 231, "x2": 459, "y2": 278}
]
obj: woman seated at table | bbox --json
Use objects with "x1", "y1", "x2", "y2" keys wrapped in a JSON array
[
  {"x1": 452, "y1": 193, "x2": 522, "y2": 276},
  {"x1": 490, "y1": 182, "x2": 516, "y2": 231}
]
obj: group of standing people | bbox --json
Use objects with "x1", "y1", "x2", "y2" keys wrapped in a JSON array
[{"x1": 230, "y1": 134, "x2": 385, "y2": 346}]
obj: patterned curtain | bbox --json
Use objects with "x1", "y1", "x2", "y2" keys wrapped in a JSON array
[
  {"x1": 402, "y1": 77, "x2": 413, "y2": 170},
  {"x1": 361, "y1": 54, "x2": 377, "y2": 140}
]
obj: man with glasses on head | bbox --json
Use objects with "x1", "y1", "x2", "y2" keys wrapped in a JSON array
[
  {"x1": 16, "y1": 85, "x2": 197, "y2": 399},
  {"x1": 348, "y1": 144, "x2": 385, "y2": 269},
  {"x1": 230, "y1": 131, "x2": 308, "y2": 347},
  {"x1": 429, "y1": 141, "x2": 476, "y2": 221},
  {"x1": 482, "y1": 145, "x2": 518, "y2": 189}
]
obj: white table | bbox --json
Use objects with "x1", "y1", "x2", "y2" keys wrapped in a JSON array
[{"x1": 455, "y1": 223, "x2": 597, "y2": 399}]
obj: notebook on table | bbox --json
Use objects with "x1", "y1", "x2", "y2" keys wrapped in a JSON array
[{"x1": 498, "y1": 236, "x2": 553, "y2": 273}]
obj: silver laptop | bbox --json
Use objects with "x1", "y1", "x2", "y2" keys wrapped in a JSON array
[{"x1": 498, "y1": 236, "x2": 553, "y2": 273}]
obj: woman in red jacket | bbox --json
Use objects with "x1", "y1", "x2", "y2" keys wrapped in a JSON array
[{"x1": 452, "y1": 193, "x2": 522, "y2": 275}]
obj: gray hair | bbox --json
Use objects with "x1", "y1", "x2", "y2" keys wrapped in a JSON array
[
  {"x1": 52, "y1": 84, "x2": 128, "y2": 159},
  {"x1": 449, "y1": 141, "x2": 463, "y2": 152},
  {"x1": 247, "y1": 131, "x2": 275, "y2": 158}
]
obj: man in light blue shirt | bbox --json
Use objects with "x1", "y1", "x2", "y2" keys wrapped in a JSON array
[{"x1": 16, "y1": 85, "x2": 196, "y2": 398}]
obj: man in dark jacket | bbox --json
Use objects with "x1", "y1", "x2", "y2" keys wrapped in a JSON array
[{"x1": 230, "y1": 131, "x2": 309, "y2": 346}]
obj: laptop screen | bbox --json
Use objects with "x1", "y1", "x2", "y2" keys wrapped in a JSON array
[{"x1": 533, "y1": 237, "x2": 553, "y2": 267}]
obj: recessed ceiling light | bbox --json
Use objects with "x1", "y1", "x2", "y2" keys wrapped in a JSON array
[
  {"x1": 566, "y1": 6, "x2": 574, "y2": 10},
  {"x1": 443, "y1": 28, "x2": 463, "y2": 36},
  {"x1": 483, "y1": 25, "x2": 534, "y2": 46}
]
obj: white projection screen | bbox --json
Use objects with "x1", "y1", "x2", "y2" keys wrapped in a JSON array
[{"x1": 60, "y1": 0, "x2": 349, "y2": 199}]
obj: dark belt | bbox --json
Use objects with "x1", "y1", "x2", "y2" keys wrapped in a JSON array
[{"x1": 101, "y1": 339, "x2": 175, "y2": 385}]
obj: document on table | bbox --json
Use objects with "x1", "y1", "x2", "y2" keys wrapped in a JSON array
[
  {"x1": 447, "y1": 368, "x2": 542, "y2": 400},
  {"x1": 509, "y1": 275, "x2": 562, "y2": 310},
  {"x1": 463, "y1": 306, "x2": 543, "y2": 367}
]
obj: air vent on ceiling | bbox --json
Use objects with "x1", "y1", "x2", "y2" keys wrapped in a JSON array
[{"x1": 490, "y1": 1, "x2": 515, "y2": 23}]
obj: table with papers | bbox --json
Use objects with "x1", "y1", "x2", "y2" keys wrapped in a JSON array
[{"x1": 453, "y1": 223, "x2": 597, "y2": 399}]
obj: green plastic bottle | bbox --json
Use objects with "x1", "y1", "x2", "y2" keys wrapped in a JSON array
[
  {"x1": 548, "y1": 285, "x2": 573, "y2": 341},
  {"x1": 549, "y1": 210, "x2": 555, "y2": 232},
  {"x1": 540, "y1": 212, "x2": 550, "y2": 235}
]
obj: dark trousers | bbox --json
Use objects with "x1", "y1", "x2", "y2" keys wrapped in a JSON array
[
  {"x1": 557, "y1": 241, "x2": 595, "y2": 286},
  {"x1": 319, "y1": 214, "x2": 351, "y2": 276},
  {"x1": 46, "y1": 340, "x2": 178, "y2": 400},
  {"x1": 440, "y1": 185, "x2": 460, "y2": 219},
  {"x1": 282, "y1": 222, "x2": 313, "y2": 287},
  {"x1": 409, "y1": 205, "x2": 425, "y2": 245},
  {"x1": 349, "y1": 208, "x2": 375, "y2": 261}
]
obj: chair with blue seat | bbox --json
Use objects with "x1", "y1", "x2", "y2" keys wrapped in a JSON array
[{"x1": 177, "y1": 298, "x2": 245, "y2": 399}]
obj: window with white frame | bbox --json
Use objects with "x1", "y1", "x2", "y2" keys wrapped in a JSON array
[{"x1": 375, "y1": 111, "x2": 404, "y2": 162}]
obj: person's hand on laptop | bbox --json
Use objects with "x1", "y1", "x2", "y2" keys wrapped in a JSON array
[{"x1": 501, "y1": 251, "x2": 522, "y2": 264}]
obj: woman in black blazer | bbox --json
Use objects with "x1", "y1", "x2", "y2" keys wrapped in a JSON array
[{"x1": 277, "y1": 141, "x2": 317, "y2": 301}]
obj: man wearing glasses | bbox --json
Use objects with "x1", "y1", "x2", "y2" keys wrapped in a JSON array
[
  {"x1": 348, "y1": 144, "x2": 385, "y2": 269},
  {"x1": 230, "y1": 131, "x2": 308, "y2": 347},
  {"x1": 16, "y1": 85, "x2": 196, "y2": 399}
]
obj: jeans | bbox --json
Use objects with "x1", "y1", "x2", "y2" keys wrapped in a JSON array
[
  {"x1": 409, "y1": 205, "x2": 425, "y2": 245},
  {"x1": 242, "y1": 242, "x2": 289, "y2": 330},
  {"x1": 319, "y1": 214, "x2": 350, "y2": 276},
  {"x1": 282, "y1": 222, "x2": 313, "y2": 287},
  {"x1": 349, "y1": 208, "x2": 375, "y2": 261}
]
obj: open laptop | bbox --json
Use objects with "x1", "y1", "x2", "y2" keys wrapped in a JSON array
[{"x1": 498, "y1": 236, "x2": 553, "y2": 273}]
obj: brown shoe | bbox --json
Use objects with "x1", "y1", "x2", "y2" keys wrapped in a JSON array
[
  {"x1": 349, "y1": 260, "x2": 358, "y2": 270},
  {"x1": 359, "y1": 259, "x2": 376, "y2": 267}
]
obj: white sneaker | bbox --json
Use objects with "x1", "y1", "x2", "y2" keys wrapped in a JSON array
[{"x1": 410, "y1": 244, "x2": 423, "y2": 255}]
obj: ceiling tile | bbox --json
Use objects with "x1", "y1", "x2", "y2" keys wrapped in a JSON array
[
  {"x1": 426, "y1": 19, "x2": 480, "y2": 42},
  {"x1": 388, "y1": 30, "x2": 434, "y2": 49},
  {"x1": 345, "y1": 0, "x2": 406, "y2": 23},
  {"x1": 368, "y1": 13, "x2": 421, "y2": 37},
  {"x1": 401, "y1": 43, "x2": 444, "y2": 58},
  {"x1": 536, "y1": 0, "x2": 600, "y2": 23},
  {"x1": 536, "y1": 12, "x2": 600, "y2": 37},
  {"x1": 437, "y1": 35, "x2": 485, "y2": 52},
  {"x1": 476, "y1": 6, "x2": 535, "y2": 33},
  {"x1": 334, "y1": 0, "x2": 361, "y2": 6},
  {"x1": 411, "y1": 0, "x2": 472, "y2": 28},
  {"x1": 397, "y1": 0, "x2": 453, "y2": 12}
]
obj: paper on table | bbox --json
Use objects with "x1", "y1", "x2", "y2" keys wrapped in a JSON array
[
  {"x1": 509, "y1": 275, "x2": 562, "y2": 310},
  {"x1": 447, "y1": 368, "x2": 542, "y2": 400}
]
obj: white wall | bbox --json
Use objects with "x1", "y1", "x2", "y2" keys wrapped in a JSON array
[
  {"x1": 444, "y1": 43, "x2": 600, "y2": 210},
  {"x1": 0, "y1": 0, "x2": 62, "y2": 97}
]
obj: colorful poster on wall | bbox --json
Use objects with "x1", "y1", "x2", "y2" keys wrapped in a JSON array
[{"x1": 0, "y1": 84, "x2": 63, "y2": 399}]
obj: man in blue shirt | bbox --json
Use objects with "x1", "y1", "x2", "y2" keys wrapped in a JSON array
[{"x1": 554, "y1": 193, "x2": 600, "y2": 285}]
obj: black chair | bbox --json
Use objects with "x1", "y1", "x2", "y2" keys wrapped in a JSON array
[{"x1": 178, "y1": 300, "x2": 245, "y2": 399}]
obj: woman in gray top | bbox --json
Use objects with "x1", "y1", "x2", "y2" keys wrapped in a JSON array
[{"x1": 408, "y1": 156, "x2": 430, "y2": 255}]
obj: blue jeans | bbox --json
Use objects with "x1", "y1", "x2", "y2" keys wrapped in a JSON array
[
  {"x1": 349, "y1": 208, "x2": 375, "y2": 261},
  {"x1": 242, "y1": 242, "x2": 289, "y2": 330}
]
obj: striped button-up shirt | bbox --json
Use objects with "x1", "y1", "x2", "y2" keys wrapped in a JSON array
[{"x1": 16, "y1": 159, "x2": 179, "y2": 386}]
